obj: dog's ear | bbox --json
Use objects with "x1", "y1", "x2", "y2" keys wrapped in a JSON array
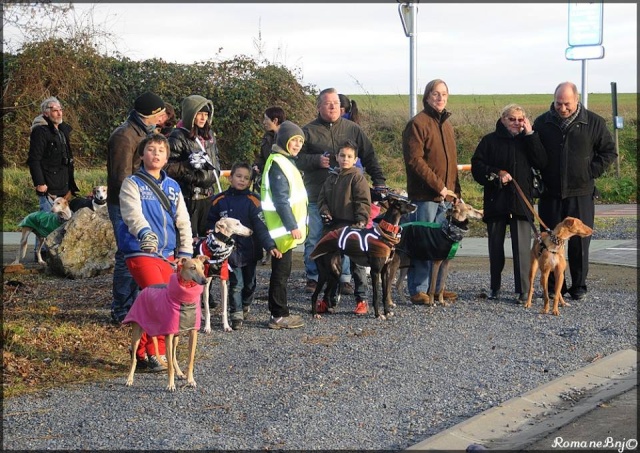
[
  {"x1": 196, "y1": 254, "x2": 208, "y2": 263},
  {"x1": 564, "y1": 217, "x2": 576, "y2": 228}
]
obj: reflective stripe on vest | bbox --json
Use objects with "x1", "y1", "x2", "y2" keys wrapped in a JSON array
[{"x1": 261, "y1": 153, "x2": 308, "y2": 253}]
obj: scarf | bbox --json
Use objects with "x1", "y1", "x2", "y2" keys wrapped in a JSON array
[
  {"x1": 129, "y1": 110, "x2": 156, "y2": 134},
  {"x1": 550, "y1": 102, "x2": 582, "y2": 132}
]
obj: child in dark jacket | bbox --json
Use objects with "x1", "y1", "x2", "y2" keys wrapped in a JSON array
[
  {"x1": 207, "y1": 162, "x2": 282, "y2": 330},
  {"x1": 317, "y1": 139, "x2": 372, "y2": 315}
]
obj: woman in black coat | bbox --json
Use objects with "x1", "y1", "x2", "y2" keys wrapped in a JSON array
[{"x1": 471, "y1": 104, "x2": 547, "y2": 301}]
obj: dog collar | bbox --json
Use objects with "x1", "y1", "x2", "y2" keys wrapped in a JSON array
[
  {"x1": 93, "y1": 199, "x2": 107, "y2": 205},
  {"x1": 214, "y1": 231, "x2": 233, "y2": 245},
  {"x1": 379, "y1": 220, "x2": 401, "y2": 236}
]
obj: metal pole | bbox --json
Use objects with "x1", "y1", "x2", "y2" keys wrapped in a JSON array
[
  {"x1": 611, "y1": 81, "x2": 620, "y2": 177},
  {"x1": 409, "y1": 3, "x2": 418, "y2": 118},
  {"x1": 581, "y1": 59, "x2": 588, "y2": 108}
]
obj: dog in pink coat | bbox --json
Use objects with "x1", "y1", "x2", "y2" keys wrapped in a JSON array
[{"x1": 124, "y1": 256, "x2": 207, "y2": 391}]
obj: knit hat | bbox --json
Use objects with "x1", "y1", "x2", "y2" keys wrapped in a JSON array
[
  {"x1": 181, "y1": 95, "x2": 214, "y2": 129},
  {"x1": 275, "y1": 121, "x2": 304, "y2": 154},
  {"x1": 134, "y1": 92, "x2": 165, "y2": 117}
]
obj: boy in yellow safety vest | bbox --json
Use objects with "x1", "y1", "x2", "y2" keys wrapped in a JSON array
[{"x1": 261, "y1": 121, "x2": 308, "y2": 330}]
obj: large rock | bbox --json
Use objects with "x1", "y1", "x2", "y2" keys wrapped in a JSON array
[{"x1": 45, "y1": 207, "x2": 116, "y2": 279}]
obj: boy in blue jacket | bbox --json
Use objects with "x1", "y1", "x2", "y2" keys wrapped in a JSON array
[{"x1": 207, "y1": 162, "x2": 282, "y2": 330}]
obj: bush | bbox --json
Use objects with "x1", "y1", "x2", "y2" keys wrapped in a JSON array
[{"x1": 2, "y1": 40, "x2": 316, "y2": 170}]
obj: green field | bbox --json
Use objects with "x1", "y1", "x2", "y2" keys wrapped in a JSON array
[{"x1": 350, "y1": 93, "x2": 637, "y2": 122}]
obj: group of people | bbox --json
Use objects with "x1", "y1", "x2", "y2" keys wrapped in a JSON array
[{"x1": 26, "y1": 80, "x2": 615, "y2": 365}]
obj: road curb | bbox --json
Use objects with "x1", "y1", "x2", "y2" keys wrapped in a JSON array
[{"x1": 405, "y1": 348, "x2": 638, "y2": 451}]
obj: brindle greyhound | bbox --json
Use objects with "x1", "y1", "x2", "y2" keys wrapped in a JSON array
[{"x1": 309, "y1": 190, "x2": 417, "y2": 320}]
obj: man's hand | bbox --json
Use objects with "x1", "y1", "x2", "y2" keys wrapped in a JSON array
[
  {"x1": 290, "y1": 228, "x2": 302, "y2": 240},
  {"x1": 140, "y1": 231, "x2": 159, "y2": 253},
  {"x1": 319, "y1": 153, "x2": 330, "y2": 169}
]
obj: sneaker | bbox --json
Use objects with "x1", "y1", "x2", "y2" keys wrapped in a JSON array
[
  {"x1": 354, "y1": 300, "x2": 369, "y2": 315},
  {"x1": 243, "y1": 306, "x2": 251, "y2": 320},
  {"x1": 410, "y1": 292, "x2": 431, "y2": 305},
  {"x1": 268, "y1": 314, "x2": 304, "y2": 330},
  {"x1": 315, "y1": 299, "x2": 328, "y2": 314},
  {"x1": 231, "y1": 319, "x2": 243, "y2": 330},
  {"x1": 135, "y1": 355, "x2": 148, "y2": 371},
  {"x1": 304, "y1": 279, "x2": 317, "y2": 294},
  {"x1": 340, "y1": 282, "x2": 354, "y2": 295},
  {"x1": 147, "y1": 355, "x2": 168, "y2": 373},
  {"x1": 443, "y1": 290, "x2": 457, "y2": 300},
  {"x1": 488, "y1": 290, "x2": 500, "y2": 300}
]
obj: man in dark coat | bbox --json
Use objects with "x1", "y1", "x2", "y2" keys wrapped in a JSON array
[
  {"x1": 28, "y1": 96, "x2": 79, "y2": 211},
  {"x1": 533, "y1": 81, "x2": 616, "y2": 300}
]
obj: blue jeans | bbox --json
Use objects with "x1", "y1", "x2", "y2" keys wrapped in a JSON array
[
  {"x1": 406, "y1": 200, "x2": 449, "y2": 296},
  {"x1": 303, "y1": 202, "x2": 351, "y2": 282},
  {"x1": 228, "y1": 263, "x2": 257, "y2": 321},
  {"x1": 108, "y1": 203, "x2": 140, "y2": 322}
]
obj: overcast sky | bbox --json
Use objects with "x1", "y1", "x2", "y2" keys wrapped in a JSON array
[{"x1": 9, "y1": 3, "x2": 638, "y2": 95}]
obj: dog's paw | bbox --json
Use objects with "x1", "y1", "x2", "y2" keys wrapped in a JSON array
[
  {"x1": 313, "y1": 314, "x2": 322, "y2": 320},
  {"x1": 125, "y1": 379, "x2": 134, "y2": 387},
  {"x1": 377, "y1": 314, "x2": 387, "y2": 321},
  {"x1": 187, "y1": 379, "x2": 197, "y2": 388},
  {"x1": 167, "y1": 383, "x2": 177, "y2": 392},
  {"x1": 388, "y1": 301, "x2": 397, "y2": 308},
  {"x1": 202, "y1": 325, "x2": 212, "y2": 334},
  {"x1": 223, "y1": 325, "x2": 233, "y2": 332}
]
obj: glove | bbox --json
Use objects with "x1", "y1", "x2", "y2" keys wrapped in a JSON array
[
  {"x1": 139, "y1": 231, "x2": 159, "y2": 253},
  {"x1": 189, "y1": 150, "x2": 214, "y2": 171},
  {"x1": 351, "y1": 221, "x2": 366, "y2": 229}
]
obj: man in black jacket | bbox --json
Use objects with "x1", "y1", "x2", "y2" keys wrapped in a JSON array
[
  {"x1": 27, "y1": 97, "x2": 80, "y2": 260},
  {"x1": 28, "y1": 96, "x2": 79, "y2": 211},
  {"x1": 533, "y1": 82, "x2": 616, "y2": 300}
]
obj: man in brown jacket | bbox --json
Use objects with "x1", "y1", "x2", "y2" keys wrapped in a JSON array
[
  {"x1": 106, "y1": 91, "x2": 166, "y2": 326},
  {"x1": 402, "y1": 79, "x2": 461, "y2": 305}
]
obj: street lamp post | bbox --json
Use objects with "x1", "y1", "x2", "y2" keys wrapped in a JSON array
[{"x1": 398, "y1": 1, "x2": 418, "y2": 119}]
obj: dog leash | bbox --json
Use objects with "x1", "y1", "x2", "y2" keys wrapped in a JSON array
[
  {"x1": 510, "y1": 177, "x2": 562, "y2": 254},
  {"x1": 510, "y1": 178, "x2": 551, "y2": 232}
]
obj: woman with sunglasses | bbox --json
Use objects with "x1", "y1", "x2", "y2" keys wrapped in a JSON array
[{"x1": 471, "y1": 104, "x2": 547, "y2": 302}]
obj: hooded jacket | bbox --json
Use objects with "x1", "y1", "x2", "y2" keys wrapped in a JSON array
[
  {"x1": 296, "y1": 116, "x2": 385, "y2": 203},
  {"x1": 27, "y1": 114, "x2": 79, "y2": 197},
  {"x1": 166, "y1": 95, "x2": 221, "y2": 199},
  {"x1": 533, "y1": 103, "x2": 616, "y2": 199},
  {"x1": 317, "y1": 166, "x2": 371, "y2": 229},
  {"x1": 402, "y1": 104, "x2": 460, "y2": 202},
  {"x1": 471, "y1": 119, "x2": 548, "y2": 221}
]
